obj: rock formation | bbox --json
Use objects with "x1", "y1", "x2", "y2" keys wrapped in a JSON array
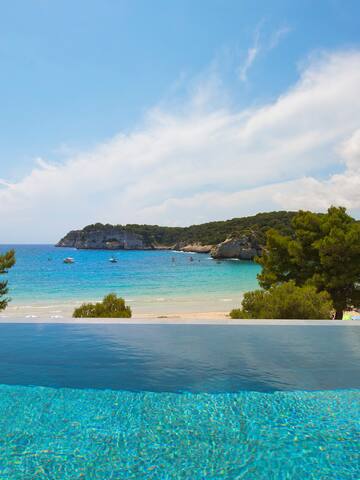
[
  {"x1": 57, "y1": 223, "x2": 267, "y2": 259},
  {"x1": 210, "y1": 234, "x2": 262, "y2": 260},
  {"x1": 56, "y1": 225, "x2": 152, "y2": 250},
  {"x1": 173, "y1": 242, "x2": 212, "y2": 253}
]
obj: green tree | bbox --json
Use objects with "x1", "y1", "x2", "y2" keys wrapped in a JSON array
[
  {"x1": 73, "y1": 293, "x2": 132, "y2": 318},
  {"x1": 0, "y1": 249, "x2": 16, "y2": 311},
  {"x1": 257, "y1": 207, "x2": 360, "y2": 319},
  {"x1": 230, "y1": 281, "x2": 333, "y2": 319}
]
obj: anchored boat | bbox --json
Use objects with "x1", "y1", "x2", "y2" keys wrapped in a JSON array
[{"x1": 63, "y1": 257, "x2": 75, "y2": 264}]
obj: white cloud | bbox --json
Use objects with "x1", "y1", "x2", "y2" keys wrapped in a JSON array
[
  {"x1": 1, "y1": 50, "x2": 360, "y2": 242},
  {"x1": 238, "y1": 24, "x2": 262, "y2": 82},
  {"x1": 274, "y1": 129, "x2": 360, "y2": 211},
  {"x1": 238, "y1": 22, "x2": 291, "y2": 82},
  {"x1": 269, "y1": 25, "x2": 291, "y2": 49}
]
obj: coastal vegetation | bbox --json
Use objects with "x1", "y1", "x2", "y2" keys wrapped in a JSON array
[
  {"x1": 231, "y1": 206, "x2": 360, "y2": 319},
  {"x1": 258, "y1": 206, "x2": 360, "y2": 319},
  {"x1": 57, "y1": 211, "x2": 297, "y2": 251},
  {"x1": 230, "y1": 281, "x2": 333, "y2": 319},
  {"x1": 73, "y1": 293, "x2": 132, "y2": 318},
  {"x1": 123, "y1": 211, "x2": 296, "y2": 246},
  {"x1": 0, "y1": 249, "x2": 15, "y2": 311}
]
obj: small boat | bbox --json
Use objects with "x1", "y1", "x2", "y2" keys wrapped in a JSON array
[
  {"x1": 63, "y1": 257, "x2": 75, "y2": 264},
  {"x1": 109, "y1": 257, "x2": 118, "y2": 263}
]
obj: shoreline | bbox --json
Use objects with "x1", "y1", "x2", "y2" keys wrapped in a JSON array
[
  {"x1": 0, "y1": 317, "x2": 358, "y2": 325},
  {"x1": 3, "y1": 302, "x2": 359, "y2": 323},
  {"x1": 1, "y1": 297, "x2": 242, "y2": 320},
  {"x1": 0, "y1": 306, "x2": 232, "y2": 321}
]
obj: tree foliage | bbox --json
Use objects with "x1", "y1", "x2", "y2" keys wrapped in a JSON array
[
  {"x1": 82, "y1": 211, "x2": 296, "y2": 246},
  {"x1": 257, "y1": 207, "x2": 360, "y2": 318},
  {"x1": 73, "y1": 293, "x2": 132, "y2": 318},
  {"x1": 0, "y1": 249, "x2": 16, "y2": 311},
  {"x1": 230, "y1": 281, "x2": 333, "y2": 319}
]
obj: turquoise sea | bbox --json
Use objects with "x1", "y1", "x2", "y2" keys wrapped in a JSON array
[{"x1": 1, "y1": 245, "x2": 260, "y2": 317}]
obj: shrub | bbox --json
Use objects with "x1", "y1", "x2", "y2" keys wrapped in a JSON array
[
  {"x1": 73, "y1": 293, "x2": 132, "y2": 318},
  {"x1": 230, "y1": 281, "x2": 333, "y2": 319}
]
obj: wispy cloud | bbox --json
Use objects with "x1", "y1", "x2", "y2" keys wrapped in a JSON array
[
  {"x1": 0, "y1": 50, "x2": 360, "y2": 241},
  {"x1": 238, "y1": 22, "x2": 292, "y2": 82},
  {"x1": 0, "y1": 179, "x2": 12, "y2": 188},
  {"x1": 269, "y1": 25, "x2": 292, "y2": 49},
  {"x1": 238, "y1": 23, "x2": 262, "y2": 82}
]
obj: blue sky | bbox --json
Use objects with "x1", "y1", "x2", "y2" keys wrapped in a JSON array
[{"x1": 1, "y1": 0, "x2": 360, "y2": 241}]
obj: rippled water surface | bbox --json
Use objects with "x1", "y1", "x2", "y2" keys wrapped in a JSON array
[
  {"x1": 0, "y1": 324, "x2": 359, "y2": 479},
  {"x1": 1, "y1": 385, "x2": 359, "y2": 479}
]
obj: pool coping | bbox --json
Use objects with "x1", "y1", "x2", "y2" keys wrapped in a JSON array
[{"x1": 0, "y1": 317, "x2": 359, "y2": 325}]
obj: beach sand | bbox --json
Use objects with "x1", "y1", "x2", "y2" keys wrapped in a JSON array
[
  {"x1": 1, "y1": 303, "x2": 230, "y2": 321},
  {"x1": 1, "y1": 296, "x2": 236, "y2": 321},
  {"x1": 2, "y1": 300, "x2": 358, "y2": 324},
  {"x1": 0, "y1": 316, "x2": 358, "y2": 325}
]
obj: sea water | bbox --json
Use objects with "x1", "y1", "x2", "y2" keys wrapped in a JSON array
[
  {"x1": 1, "y1": 244, "x2": 260, "y2": 316},
  {"x1": 0, "y1": 324, "x2": 359, "y2": 479}
]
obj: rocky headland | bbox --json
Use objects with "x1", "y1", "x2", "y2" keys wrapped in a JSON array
[
  {"x1": 56, "y1": 211, "x2": 296, "y2": 260},
  {"x1": 57, "y1": 227, "x2": 262, "y2": 260},
  {"x1": 56, "y1": 225, "x2": 152, "y2": 250}
]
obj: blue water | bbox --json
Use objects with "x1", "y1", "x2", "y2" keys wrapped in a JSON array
[
  {"x1": 0, "y1": 324, "x2": 359, "y2": 478},
  {"x1": 1, "y1": 386, "x2": 358, "y2": 479},
  {"x1": 0, "y1": 324, "x2": 359, "y2": 392},
  {"x1": 1, "y1": 245, "x2": 260, "y2": 315}
]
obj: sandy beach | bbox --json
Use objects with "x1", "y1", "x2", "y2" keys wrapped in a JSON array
[
  {"x1": 1, "y1": 295, "x2": 238, "y2": 321},
  {"x1": 0, "y1": 316, "x2": 359, "y2": 325},
  {"x1": 1, "y1": 302, "x2": 231, "y2": 321},
  {"x1": 2, "y1": 301, "x2": 359, "y2": 323}
]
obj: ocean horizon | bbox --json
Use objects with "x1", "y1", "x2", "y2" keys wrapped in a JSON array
[{"x1": 0, "y1": 244, "x2": 260, "y2": 318}]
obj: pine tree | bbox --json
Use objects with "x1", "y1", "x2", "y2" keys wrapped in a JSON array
[
  {"x1": 0, "y1": 249, "x2": 15, "y2": 310},
  {"x1": 257, "y1": 207, "x2": 360, "y2": 319}
]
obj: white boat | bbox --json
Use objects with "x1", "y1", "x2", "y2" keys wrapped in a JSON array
[
  {"x1": 63, "y1": 257, "x2": 75, "y2": 264},
  {"x1": 109, "y1": 257, "x2": 118, "y2": 263}
]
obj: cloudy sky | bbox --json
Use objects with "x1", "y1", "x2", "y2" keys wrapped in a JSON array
[{"x1": 1, "y1": 1, "x2": 360, "y2": 242}]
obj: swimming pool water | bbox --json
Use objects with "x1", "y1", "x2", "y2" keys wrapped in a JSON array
[
  {"x1": 1, "y1": 385, "x2": 358, "y2": 479},
  {"x1": 0, "y1": 324, "x2": 359, "y2": 392},
  {"x1": 0, "y1": 324, "x2": 359, "y2": 478}
]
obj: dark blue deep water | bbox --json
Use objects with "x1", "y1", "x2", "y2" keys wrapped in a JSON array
[{"x1": 0, "y1": 324, "x2": 359, "y2": 392}]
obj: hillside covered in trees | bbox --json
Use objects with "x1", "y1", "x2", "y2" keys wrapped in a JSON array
[
  {"x1": 57, "y1": 211, "x2": 297, "y2": 250},
  {"x1": 122, "y1": 211, "x2": 296, "y2": 245}
]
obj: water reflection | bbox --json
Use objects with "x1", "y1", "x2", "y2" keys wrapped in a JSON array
[{"x1": 0, "y1": 324, "x2": 359, "y2": 392}]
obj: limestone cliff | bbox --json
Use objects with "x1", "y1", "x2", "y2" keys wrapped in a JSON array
[
  {"x1": 56, "y1": 212, "x2": 295, "y2": 256},
  {"x1": 173, "y1": 242, "x2": 213, "y2": 253},
  {"x1": 210, "y1": 234, "x2": 262, "y2": 260},
  {"x1": 57, "y1": 226, "x2": 263, "y2": 258},
  {"x1": 56, "y1": 225, "x2": 152, "y2": 250}
]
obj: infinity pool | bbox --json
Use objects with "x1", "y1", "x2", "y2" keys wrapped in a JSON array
[{"x1": 0, "y1": 324, "x2": 359, "y2": 478}]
